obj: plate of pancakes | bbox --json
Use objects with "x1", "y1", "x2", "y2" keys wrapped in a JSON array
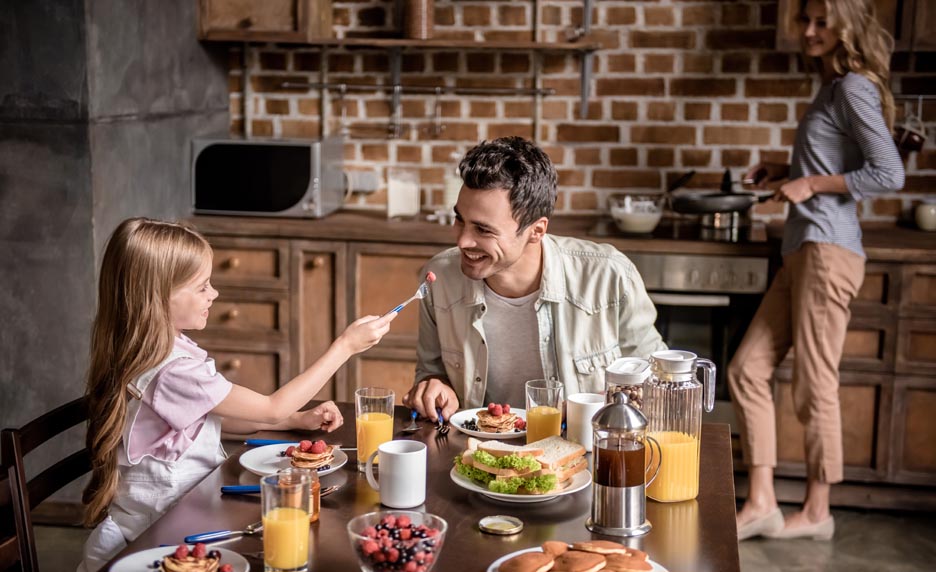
[
  {"x1": 450, "y1": 407, "x2": 527, "y2": 439},
  {"x1": 110, "y1": 545, "x2": 249, "y2": 572},
  {"x1": 239, "y1": 443, "x2": 348, "y2": 477},
  {"x1": 487, "y1": 540, "x2": 667, "y2": 572}
]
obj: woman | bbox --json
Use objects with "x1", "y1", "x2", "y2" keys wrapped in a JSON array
[{"x1": 728, "y1": 0, "x2": 904, "y2": 541}]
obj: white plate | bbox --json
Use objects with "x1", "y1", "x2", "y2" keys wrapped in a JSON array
[
  {"x1": 449, "y1": 408, "x2": 527, "y2": 439},
  {"x1": 486, "y1": 547, "x2": 668, "y2": 572},
  {"x1": 239, "y1": 443, "x2": 348, "y2": 477},
  {"x1": 449, "y1": 466, "x2": 590, "y2": 503},
  {"x1": 111, "y1": 546, "x2": 249, "y2": 572}
]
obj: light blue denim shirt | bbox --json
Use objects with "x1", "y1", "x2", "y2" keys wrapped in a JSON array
[{"x1": 415, "y1": 234, "x2": 667, "y2": 408}]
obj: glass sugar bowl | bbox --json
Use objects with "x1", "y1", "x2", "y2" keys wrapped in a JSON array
[{"x1": 605, "y1": 357, "x2": 651, "y2": 410}]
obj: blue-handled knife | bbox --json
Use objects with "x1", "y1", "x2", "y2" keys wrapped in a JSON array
[
  {"x1": 244, "y1": 438, "x2": 295, "y2": 446},
  {"x1": 184, "y1": 529, "x2": 240, "y2": 543},
  {"x1": 220, "y1": 485, "x2": 260, "y2": 494}
]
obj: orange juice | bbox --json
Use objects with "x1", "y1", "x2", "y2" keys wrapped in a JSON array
[
  {"x1": 646, "y1": 431, "x2": 700, "y2": 502},
  {"x1": 526, "y1": 406, "x2": 562, "y2": 443},
  {"x1": 356, "y1": 411, "x2": 394, "y2": 470},
  {"x1": 263, "y1": 506, "x2": 310, "y2": 570}
]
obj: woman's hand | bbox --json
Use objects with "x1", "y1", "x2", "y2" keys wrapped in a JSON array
[
  {"x1": 337, "y1": 312, "x2": 397, "y2": 355},
  {"x1": 744, "y1": 162, "x2": 790, "y2": 189},
  {"x1": 294, "y1": 400, "x2": 344, "y2": 432},
  {"x1": 777, "y1": 177, "x2": 815, "y2": 204}
]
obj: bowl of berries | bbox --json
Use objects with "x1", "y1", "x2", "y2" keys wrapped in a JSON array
[{"x1": 347, "y1": 511, "x2": 447, "y2": 572}]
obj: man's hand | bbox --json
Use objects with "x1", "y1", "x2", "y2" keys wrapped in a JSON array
[
  {"x1": 293, "y1": 401, "x2": 344, "y2": 433},
  {"x1": 403, "y1": 378, "x2": 459, "y2": 422}
]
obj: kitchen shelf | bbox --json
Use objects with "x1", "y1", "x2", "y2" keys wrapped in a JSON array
[{"x1": 206, "y1": 34, "x2": 600, "y2": 53}]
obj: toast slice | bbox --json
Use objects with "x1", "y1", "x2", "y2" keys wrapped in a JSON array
[
  {"x1": 525, "y1": 436, "x2": 586, "y2": 471},
  {"x1": 478, "y1": 440, "x2": 545, "y2": 458}
]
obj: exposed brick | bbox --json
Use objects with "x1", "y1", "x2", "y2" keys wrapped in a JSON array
[
  {"x1": 607, "y1": 54, "x2": 637, "y2": 73},
  {"x1": 544, "y1": 78, "x2": 586, "y2": 96},
  {"x1": 466, "y1": 53, "x2": 495, "y2": 73},
  {"x1": 721, "y1": 103, "x2": 749, "y2": 122},
  {"x1": 870, "y1": 198, "x2": 903, "y2": 216},
  {"x1": 435, "y1": 6, "x2": 454, "y2": 26},
  {"x1": 251, "y1": 75, "x2": 308, "y2": 93},
  {"x1": 329, "y1": 54, "x2": 355, "y2": 73},
  {"x1": 612, "y1": 101, "x2": 639, "y2": 120},
  {"x1": 542, "y1": 54, "x2": 569, "y2": 74},
  {"x1": 457, "y1": 77, "x2": 527, "y2": 90},
  {"x1": 297, "y1": 98, "x2": 320, "y2": 116},
  {"x1": 758, "y1": 103, "x2": 788, "y2": 122},
  {"x1": 721, "y1": 4, "x2": 751, "y2": 26},
  {"x1": 362, "y1": 144, "x2": 389, "y2": 162},
  {"x1": 501, "y1": 53, "x2": 531, "y2": 74},
  {"x1": 596, "y1": 78, "x2": 666, "y2": 97},
  {"x1": 682, "y1": 5, "x2": 715, "y2": 26},
  {"x1": 463, "y1": 6, "x2": 492, "y2": 26},
  {"x1": 684, "y1": 102, "x2": 711, "y2": 120},
  {"x1": 498, "y1": 4, "x2": 526, "y2": 26},
  {"x1": 703, "y1": 126, "x2": 771, "y2": 145},
  {"x1": 259, "y1": 52, "x2": 287, "y2": 71},
  {"x1": 645, "y1": 6, "x2": 674, "y2": 26},
  {"x1": 542, "y1": 146, "x2": 565, "y2": 166},
  {"x1": 683, "y1": 54, "x2": 714, "y2": 73},
  {"x1": 433, "y1": 122, "x2": 479, "y2": 142},
  {"x1": 542, "y1": 100, "x2": 568, "y2": 120},
  {"x1": 631, "y1": 125, "x2": 696, "y2": 145},
  {"x1": 402, "y1": 54, "x2": 426, "y2": 73},
  {"x1": 794, "y1": 102, "x2": 810, "y2": 121},
  {"x1": 722, "y1": 53, "x2": 751, "y2": 74},
  {"x1": 705, "y1": 29, "x2": 774, "y2": 50},
  {"x1": 503, "y1": 101, "x2": 531, "y2": 118},
  {"x1": 593, "y1": 170, "x2": 661, "y2": 189},
  {"x1": 918, "y1": 150, "x2": 936, "y2": 169},
  {"x1": 401, "y1": 100, "x2": 426, "y2": 118},
  {"x1": 760, "y1": 150, "x2": 791, "y2": 164},
  {"x1": 753, "y1": 199, "x2": 785, "y2": 216},
  {"x1": 759, "y1": 53, "x2": 790, "y2": 73},
  {"x1": 433, "y1": 52, "x2": 459, "y2": 72},
  {"x1": 470, "y1": 100, "x2": 497, "y2": 118},
  {"x1": 420, "y1": 167, "x2": 445, "y2": 186},
  {"x1": 682, "y1": 149, "x2": 712, "y2": 167},
  {"x1": 760, "y1": 2, "x2": 778, "y2": 26},
  {"x1": 575, "y1": 148, "x2": 602, "y2": 165},
  {"x1": 293, "y1": 53, "x2": 320, "y2": 72},
  {"x1": 358, "y1": 6, "x2": 386, "y2": 27},
  {"x1": 670, "y1": 78, "x2": 736, "y2": 97},
  {"x1": 902, "y1": 77, "x2": 936, "y2": 95},
  {"x1": 333, "y1": 8, "x2": 350, "y2": 26},
  {"x1": 440, "y1": 100, "x2": 461, "y2": 117},
  {"x1": 904, "y1": 176, "x2": 936, "y2": 193},
  {"x1": 570, "y1": 6, "x2": 600, "y2": 29},
  {"x1": 606, "y1": 6, "x2": 637, "y2": 25},
  {"x1": 631, "y1": 30, "x2": 695, "y2": 50},
  {"x1": 745, "y1": 78, "x2": 812, "y2": 98},
  {"x1": 645, "y1": 54, "x2": 675, "y2": 73},
  {"x1": 558, "y1": 169, "x2": 586, "y2": 187},
  {"x1": 266, "y1": 99, "x2": 289, "y2": 115},
  {"x1": 557, "y1": 124, "x2": 620, "y2": 143},
  {"x1": 281, "y1": 120, "x2": 319, "y2": 138},
  {"x1": 229, "y1": 75, "x2": 242, "y2": 93},
  {"x1": 722, "y1": 149, "x2": 751, "y2": 167},
  {"x1": 542, "y1": 6, "x2": 561, "y2": 25},
  {"x1": 781, "y1": 128, "x2": 797, "y2": 146},
  {"x1": 610, "y1": 148, "x2": 639, "y2": 166},
  {"x1": 364, "y1": 100, "x2": 390, "y2": 118},
  {"x1": 398, "y1": 145, "x2": 423, "y2": 163},
  {"x1": 648, "y1": 148, "x2": 675, "y2": 167},
  {"x1": 362, "y1": 53, "x2": 389, "y2": 72},
  {"x1": 648, "y1": 101, "x2": 676, "y2": 121},
  {"x1": 570, "y1": 191, "x2": 598, "y2": 210}
]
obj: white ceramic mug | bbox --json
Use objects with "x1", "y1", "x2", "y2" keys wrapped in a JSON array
[
  {"x1": 365, "y1": 440, "x2": 427, "y2": 508},
  {"x1": 566, "y1": 393, "x2": 606, "y2": 452}
]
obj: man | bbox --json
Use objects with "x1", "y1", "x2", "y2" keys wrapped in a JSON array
[{"x1": 403, "y1": 137, "x2": 666, "y2": 421}]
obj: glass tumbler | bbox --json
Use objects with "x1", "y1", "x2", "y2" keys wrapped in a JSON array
[
  {"x1": 262, "y1": 468, "x2": 311, "y2": 572},
  {"x1": 525, "y1": 379, "x2": 564, "y2": 443},
  {"x1": 355, "y1": 387, "x2": 395, "y2": 472}
]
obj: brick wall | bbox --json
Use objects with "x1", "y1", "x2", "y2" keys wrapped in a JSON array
[{"x1": 228, "y1": 0, "x2": 936, "y2": 224}]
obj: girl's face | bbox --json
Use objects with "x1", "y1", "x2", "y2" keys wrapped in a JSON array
[
  {"x1": 169, "y1": 258, "x2": 218, "y2": 335},
  {"x1": 800, "y1": 0, "x2": 840, "y2": 59}
]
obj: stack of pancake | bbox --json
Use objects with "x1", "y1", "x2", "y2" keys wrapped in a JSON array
[
  {"x1": 289, "y1": 444, "x2": 335, "y2": 470},
  {"x1": 477, "y1": 409, "x2": 521, "y2": 433},
  {"x1": 498, "y1": 540, "x2": 653, "y2": 572},
  {"x1": 160, "y1": 551, "x2": 221, "y2": 572}
]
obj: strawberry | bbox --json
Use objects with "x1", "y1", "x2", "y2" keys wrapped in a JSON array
[
  {"x1": 503, "y1": 403, "x2": 511, "y2": 414},
  {"x1": 192, "y1": 543, "x2": 207, "y2": 559},
  {"x1": 492, "y1": 404, "x2": 503, "y2": 417},
  {"x1": 310, "y1": 440, "x2": 327, "y2": 454},
  {"x1": 220, "y1": 565, "x2": 233, "y2": 572},
  {"x1": 298, "y1": 440, "x2": 313, "y2": 452},
  {"x1": 173, "y1": 545, "x2": 189, "y2": 559},
  {"x1": 515, "y1": 418, "x2": 527, "y2": 430},
  {"x1": 487, "y1": 402, "x2": 496, "y2": 413},
  {"x1": 284, "y1": 445, "x2": 296, "y2": 457}
]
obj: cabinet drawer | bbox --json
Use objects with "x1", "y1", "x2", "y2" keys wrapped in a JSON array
[
  {"x1": 900, "y1": 264, "x2": 936, "y2": 317},
  {"x1": 839, "y1": 314, "x2": 896, "y2": 372},
  {"x1": 891, "y1": 378, "x2": 936, "y2": 484},
  {"x1": 205, "y1": 290, "x2": 288, "y2": 338},
  {"x1": 208, "y1": 237, "x2": 289, "y2": 289},
  {"x1": 851, "y1": 262, "x2": 900, "y2": 314},
  {"x1": 896, "y1": 318, "x2": 936, "y2": 376}
]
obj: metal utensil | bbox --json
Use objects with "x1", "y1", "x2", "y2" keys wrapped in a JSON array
[
  {"x1": 435, "y1": 408, "x2": 450, "y2": 436},
  {"x1": 387, "y1": 279, "x2": 431, "y2": 316},
  {"x1": 184, "y1": 520, "x2": 263, "y2": 544},
  {"x1": 321, "y1": 484, "x2": 341, "y2": 498},
  {"x1": 402, "y1": 409, "x2": 420, "y2": 432}
]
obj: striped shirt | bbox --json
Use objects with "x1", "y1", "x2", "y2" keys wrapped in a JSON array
[{"x1": 784, "y1": 72, "x2": 905, "y2": 257}]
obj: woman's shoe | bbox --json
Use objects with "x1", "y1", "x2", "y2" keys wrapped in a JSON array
[
  {"x1": 765, "y1": 516, "x2": 834, "y2": 541},
  {"x1": 737, "y1": 507, "x2": 784, "y2": 540}
]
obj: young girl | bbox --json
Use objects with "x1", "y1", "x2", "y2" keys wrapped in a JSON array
[
  {"x1": 79, "y1": 218, "x2": 396, "y2": 570},
  {"x1": 729, "y1": 0, "x2": 903, "y2": 541}
]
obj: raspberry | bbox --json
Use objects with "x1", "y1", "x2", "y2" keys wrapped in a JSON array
[
  {"x1": 426, "y1": 271, "x2": 436, "y2": 283},
  {"x1": 284, "y1": 445, "x2": 296, "y2": 457},
  {"x1": 515, "y1": 418, "x2": 527, "y2": 430},
  {"x1": 310, "y1": 440, "x2": 327, "y2": 454},
  {"x1": 487, "y1": 402, "x2": 495, "y2": 412},
  {"x1": 404, "y1": 562, "x2": 418, "y2": 572},
  {"x1": 362, "y1": 540, "x2": 380, "y2": 555},
  {"x1": 396, "y1": 515, "x2": 412, "y2": 528},
  {"x1": 220, "y1": 565, "x2": 233, "y2": 572},
  {"x1": 399, "y1": 528, "x2": 412, "y2": 540},
  {"x1": 192, "y1": 543, "x2": 207, "y2": 559},
  {"x1": 387, "y1": 548, "x2": 400, "y2": 562},
  {"x1": 363, "y1": 526, "x2": 378, "y2": 538},
  {"x1": 503, "y1": 403, "x2": 511, "y2": 413},
  {"x1": 492, "y1": 405, "x2": 503, "y2": 417},
  {"x1": 173, "y1": 545, "x2": 189, "y2": 559},
  {"x1": 381, "y1": 515, "x2": 397, "y2": 528},
  {"x1": 298, "y1": 440, "x2": 313, "y2": 452}
]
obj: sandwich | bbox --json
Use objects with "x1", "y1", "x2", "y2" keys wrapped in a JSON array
[{"x1": 454, "y1": 436, "x2": 586, "y2": 495}]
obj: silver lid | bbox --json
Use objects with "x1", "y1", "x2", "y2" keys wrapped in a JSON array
[
  {"x1": 591, "y1": 392, "x2": 648, "y2": 431},
  {"x1": 478, "y1": 515, "x2": 523, "y2": 535}
]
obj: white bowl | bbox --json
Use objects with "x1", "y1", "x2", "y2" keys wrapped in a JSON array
[{"x1": 609, "y1": 195, "x2": 664, "y2": 234}]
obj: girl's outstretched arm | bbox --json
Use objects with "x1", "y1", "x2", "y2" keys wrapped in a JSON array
[{"x1": 221, "y1": 401, "x2": 343, "y2": 434}]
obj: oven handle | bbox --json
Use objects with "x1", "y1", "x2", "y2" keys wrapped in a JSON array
[{"x1": 648, "y1": 292, "x2": 731, "y2": 307}]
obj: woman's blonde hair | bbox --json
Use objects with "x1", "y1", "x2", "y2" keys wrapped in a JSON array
[
  {"x1": 82, "y1": 218, "x2": 212, "y2": 527},
  {"x1": 799, "y1": 0, "x2": 896, "y2": 129}
]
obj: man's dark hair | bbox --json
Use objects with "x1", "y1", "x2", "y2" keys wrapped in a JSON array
[{"x1": 458, "y1": 137, "x2": 558, "y2": 231}]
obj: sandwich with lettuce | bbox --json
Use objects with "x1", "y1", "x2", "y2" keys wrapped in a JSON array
[{"x1": 454, "y1": 436, "x2": 587, "y2": 495}]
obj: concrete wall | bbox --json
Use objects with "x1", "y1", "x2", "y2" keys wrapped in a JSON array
[{"x1": 0, "y1": 0, "x2": 228, "y2": 506}]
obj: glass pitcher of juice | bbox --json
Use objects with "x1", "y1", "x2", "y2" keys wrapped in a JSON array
[{"x1": 643, "y1": 350, "x2": 715, "y2": 502}]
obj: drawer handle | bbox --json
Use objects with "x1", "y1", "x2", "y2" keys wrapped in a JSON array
[
  {"x1": 225, "y1": 359, "x2": 242, "y2": 371},
  {"x1": 225, "y1": 257, "x2": 241, "y2": 269},
  {"x1": 309, "y1": 256, "x2": 325, "y2": 269},
  {"x1": 225, "y1": 308, "x2": 240, "y2": 321},
  {"x1": 237, "y1": 17, "x2": 253, "y2": 29}
]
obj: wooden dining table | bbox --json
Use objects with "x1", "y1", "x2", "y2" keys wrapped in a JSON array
[{"x1": 106, "y1": 402, "x2": 740, "y2": 571}]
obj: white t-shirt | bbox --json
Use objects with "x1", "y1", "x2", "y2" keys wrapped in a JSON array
[{"x1": 482, "y1": 284, "x2": 544, "y2": 408}]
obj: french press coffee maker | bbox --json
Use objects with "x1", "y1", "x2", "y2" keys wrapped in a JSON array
[{"x1": 586, "y1": 392, "x2": 661, "y2": 537}]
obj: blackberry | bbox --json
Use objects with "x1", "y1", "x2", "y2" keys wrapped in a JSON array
[{"x1": 317, "y1": 465, "x2": 330, "y2": 471}]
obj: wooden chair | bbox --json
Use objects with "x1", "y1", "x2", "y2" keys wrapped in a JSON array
[{"x1": 1, "y1": 397, "x2": 91, "y2": 571}]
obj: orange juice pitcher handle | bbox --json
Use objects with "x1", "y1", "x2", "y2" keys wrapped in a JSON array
[
  {"x1": 697, "y1": 358, "x2": 716, "y2": 413},
  {"x1": 645, "y1": 435, "x2": 662, "y2": 487}
]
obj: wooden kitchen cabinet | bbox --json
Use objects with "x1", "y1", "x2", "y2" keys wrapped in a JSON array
[{"x1": 198, "y1": 0, "x2": 333, "y2": 43}]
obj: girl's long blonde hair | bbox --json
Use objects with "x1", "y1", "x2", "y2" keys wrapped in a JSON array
[
  {"x1": 82, "y1": 218, "x2": 212, "y2": 527},
  {"x1": 800, "y1": 0, "x2": 896, "y2": 130}
]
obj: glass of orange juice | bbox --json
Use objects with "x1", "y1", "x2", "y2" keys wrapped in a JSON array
[
  {"x1": 525, "y1": 379, "x2": 564, "y2": 444},
  {"x1": 262, "y1": 468, "x2": 310, "y2": 571},
  {"x1": 355, "y1": 387, "x2": 395, "y2": 472}
]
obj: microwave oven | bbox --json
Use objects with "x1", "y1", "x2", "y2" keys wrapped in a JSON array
[{"x1": 192, "y1": 136, "x2": 345, "y2": 218}]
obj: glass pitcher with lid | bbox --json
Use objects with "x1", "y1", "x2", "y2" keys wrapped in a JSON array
[{"x1": 643, "y1": 349, "x2": 715, "y2": 502}]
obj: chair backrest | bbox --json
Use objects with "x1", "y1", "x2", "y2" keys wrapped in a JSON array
[{"x1": 1, "y1": 397, "x2": 91, "y2": 572}]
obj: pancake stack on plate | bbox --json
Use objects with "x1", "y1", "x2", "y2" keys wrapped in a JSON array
[
  {"x1": 497, "y1": 540, "x2": 653, "y2": 572},
  {"x1": 477, "y1": 403, "x2": 523, "y2": 433},
  {"x1": 289, "y1": 440, "x2": 335, "y2": 470}
]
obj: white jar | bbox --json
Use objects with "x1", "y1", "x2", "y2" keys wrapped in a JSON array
[{"x1": 916, "y1": 201, "x2": 936, "y2": 232}]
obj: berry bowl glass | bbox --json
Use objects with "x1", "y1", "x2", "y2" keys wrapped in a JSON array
[{"x1": 347, "y1": 511, "x2": 448, "y2": 572}]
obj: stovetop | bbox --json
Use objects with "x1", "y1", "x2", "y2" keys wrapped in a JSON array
[{"x1": 589, "y1": 217, "x2": 769, "y2": 244}]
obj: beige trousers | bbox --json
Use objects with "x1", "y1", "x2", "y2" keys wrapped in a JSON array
[{"x1": 728, "y1": 242, "x2": 865, "y2": 483}]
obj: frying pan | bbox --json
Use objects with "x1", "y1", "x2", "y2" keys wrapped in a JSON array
[{"x1": 670, "y1": 169, "x2": 772, "y2": 214}]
